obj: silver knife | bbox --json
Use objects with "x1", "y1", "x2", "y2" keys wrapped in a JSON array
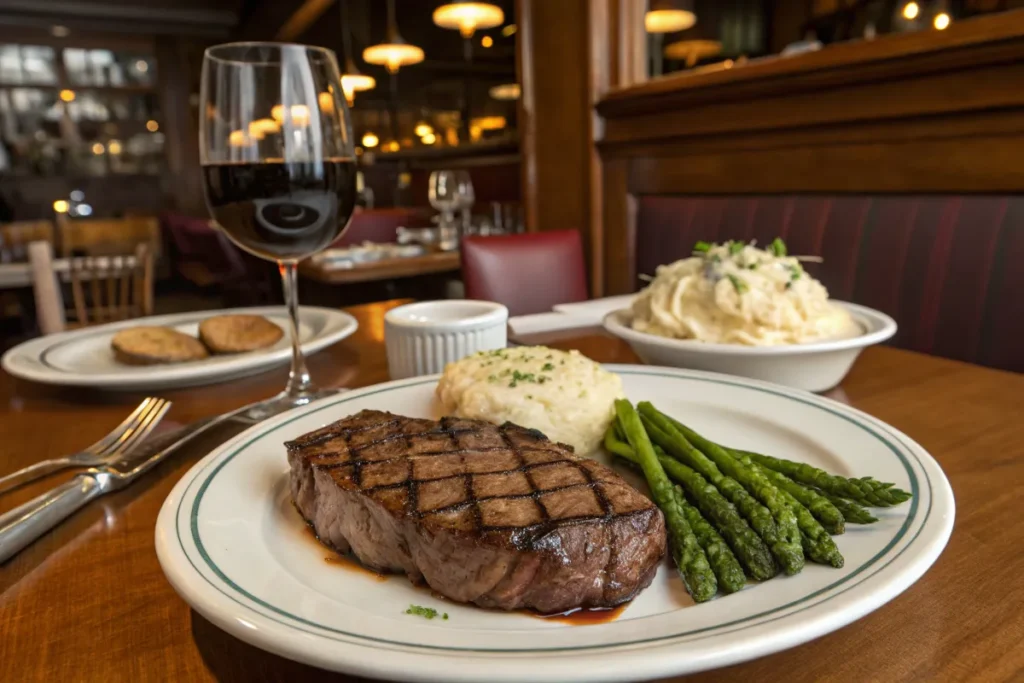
[{"x1": 0, "y1": 402, "x2": 262, "y2": 564}]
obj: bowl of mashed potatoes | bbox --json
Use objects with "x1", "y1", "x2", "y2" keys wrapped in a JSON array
[{"x1": 603, "y1": 240, "x2": 896, "y2": 392}]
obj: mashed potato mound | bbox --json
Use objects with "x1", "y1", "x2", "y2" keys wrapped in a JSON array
[{"x1": 436, "y1": 346, "x2": 623, "y2": 455}]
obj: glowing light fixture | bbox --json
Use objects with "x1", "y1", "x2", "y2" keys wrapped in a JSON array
[
  {"x1": 421, "y1": 132, "x2": 437, "y2": 145},
  {"x1": 481, "y1": 35, "x2": 493, "y2": 48},
  {"x1": 91, "y1": 142, "x2": 104, "y2": 155},
  {"x1": 433, "y1": 2, "x2": 504, "y2": 39},
  {"x1": 902, "y1": 2, "x2": 920, "y2": 19},
  {"x1": 363, "y1": 0, "x2": 424, "y2": 74},
  {"x1": 338, "y1": 1, "x2": 376, "y2": 103},
  {"x1": 340, "y1": 70, "x2": 376, "y2": 104},
  {"x1": 59, "y1": 89, "x2": 75, "y2": 102},
  {"x1": 471, "y1": 115, "x2": 507, "y2": 131},
  {"x1": 664, "y1": 38, "x2": 722, "y2": 68},
  {"x1": 501, "y1": 24, "x2": 516, "y2": 37},
  {"x1": 645, "y1": 0, "x2": 696, "y2": 33},
  {"x1": 934, "y1": 12, "x2": 951, "y2": 29},
  {"x1": 229, "y1": 130, "x2": 253, "y2": 147},
  {"x1": 135, "y1": 59, "x2": 149, "y2": 73},
  {"x1": 250, "y1": 118, "x2": 280, "y2": 137},
  {"x1": 361, "y1": 132, "x2": 379, "y2": 148},
  {"x1": 107, "y1": 140, "x2": 122, "y2": 155},
  {"x1": 381, "y1": 140, "x2": 400, "y2": 153},
  {"x1": 271, "y1": 104, "x2": 311, "y2": 126},
  {"x1": 146, "y1": 119, "x2": 159, "y2": 132},
  {"x1": 414, "y1": 122, "x2": 434, "y2": 137},
  {"x1": 489, "y1": 83, "x2": 520, "y2": 100},
  {"x1": 53, "y1": 200, "x2": 69, "y2": 213}
]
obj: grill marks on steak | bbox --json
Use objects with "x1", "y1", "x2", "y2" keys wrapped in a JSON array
[{"x1": 287, "y1": 409, "x2": 666, "y2": 613}]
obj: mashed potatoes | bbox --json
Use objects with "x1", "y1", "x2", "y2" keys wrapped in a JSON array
[
  {"x1": 436, "y1": 346, "x2": 623, "y2": 455},
  {"x1": 631, "y1": 239, "x2": 861, "y2": 346}
]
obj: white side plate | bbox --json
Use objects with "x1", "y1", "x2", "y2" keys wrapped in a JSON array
[
  {"x1": 2, "y1": 306, "x2": 358, "y2": 390},
  {"x1": 155, "y1": 365, "x2": 953, "y2": 682}
]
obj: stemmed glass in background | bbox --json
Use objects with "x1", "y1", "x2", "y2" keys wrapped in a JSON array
[{"x1": 200, "y1": 42, "x2": 356, "y2": 412}]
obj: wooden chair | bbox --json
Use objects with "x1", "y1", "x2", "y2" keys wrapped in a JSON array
[
  {"x1": 1, "y1": 221, "x2": 54, "y2": 260},
  {"x1": 57, "y1": 215, "x2": 161, "y2": 259},
  {"x1": 28, "y1": 241, "x2": 154, "y2": 334}
]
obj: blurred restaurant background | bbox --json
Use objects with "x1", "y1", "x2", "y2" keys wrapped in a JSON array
[{"x1": 1, "y1": 0, "x2": 1022, "y2": 372}]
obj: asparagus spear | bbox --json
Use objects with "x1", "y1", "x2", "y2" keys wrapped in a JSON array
[
  {"x1": 776, "y1": 488, "x2": 844, "y2": 568},
  {"x1": 639, "y1": 405, "x2": 805, "y2": 576},
  {"x1": 733, "y1": 449, "x2": 911, "y2": 507},
  {"x1": 605, "y1": 426, "x2": 776, "y2": 581},
  {"x1": 738, "y1": 456, "x2": 845, "y2": 535},
  {"x1": 614, "y1": 400, "x2": 717, "y2": 602},
  {"x1": 674, "y1": 485, "x2": 747, "y2": 593},
  {"x1": 817, "y1": 490, "x2": 879, "y2": 524},
  {"x1": 639, "y1": 414, "x2": 792, "y2": 574}
]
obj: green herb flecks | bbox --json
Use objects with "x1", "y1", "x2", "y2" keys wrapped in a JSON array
[
  {"x1": 729, "y1": 241, "x2": 744, "y2": 255},
  {"x1": 694, "y1": 240, "x2": 712, "y2": 253},
  {"x1": 405, "y1": 605, "x2": 441, "y2": 619},
  {"x1": 727, "y1": 274, "x2": 749, "y2": 294},
  {"x1": 770, "y1": 237, "x2": 787, "y2": 257},
  {"x1": 542, "y1": 362, "x2": 555, "y2": 372}
]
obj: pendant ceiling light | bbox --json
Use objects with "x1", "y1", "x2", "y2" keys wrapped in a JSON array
[
  {"x1": 645, "y1": 0, "x2": 696, "y2": 33},
  {"x1": 433, "y1": 2, "x2": 505, "y2": 38},
  {"x1": 363, "y1": 0, "x2": 424, "y2": 74},
  {"x1": 339, "y1": 1, "x2": 375, "y2": 104}
]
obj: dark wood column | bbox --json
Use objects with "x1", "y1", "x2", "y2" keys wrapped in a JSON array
[
  {"x1": 155, "y1": 36, "x2": 205, "y2": 215},
  {"x1": 517, "y1": 0, "x2": 646, "y2": 296}
]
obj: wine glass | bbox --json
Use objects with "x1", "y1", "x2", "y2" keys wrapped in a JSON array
[
  {"x1": 429, "y1": 170, "x2": 459, "y2": 223},
  {"x1": 455, "y1": 170, "x2": 475, "y2": 232},
  {"x1": 200, "y1": 42, "x2": 356, "y2": 413}
]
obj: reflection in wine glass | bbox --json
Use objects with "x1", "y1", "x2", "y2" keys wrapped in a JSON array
[{"x1": 200, "y1": 42, "x2": 356, "y2": 414}]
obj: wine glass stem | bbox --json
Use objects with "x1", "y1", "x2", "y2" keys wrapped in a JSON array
[{"x1": 279, "y1": 260, "x2": 314, "y2": 397}]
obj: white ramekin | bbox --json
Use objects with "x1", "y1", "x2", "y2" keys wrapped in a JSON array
[{"x1": 384, "y1": 300, "x2": 509, "y2": 380}]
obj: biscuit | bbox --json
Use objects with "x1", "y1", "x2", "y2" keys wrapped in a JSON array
[
  {"x1": 198, "y1": 314, "x2": 285, "y2": 354},
  {"x1": 111, "y1": 326, "x2": 210, "y2": 365}
]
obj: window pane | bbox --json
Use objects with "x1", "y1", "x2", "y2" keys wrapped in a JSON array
[
  {"x1": 0, "y1": 45, "x2": 22, "y2": 83},
  {"x1": 21, "y1": 46, "x2": 56, "y2": 84},
  {"x1": 63, "y1": 48, "x2": 89, "y2": 85}
]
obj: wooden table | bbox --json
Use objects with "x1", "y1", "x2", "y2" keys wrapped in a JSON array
[
  {"x1": 1, "y1": 300, "x2": 1022, "y2": 682},
  {"x1": 299, "y1": 250, "x2": 460, "y2": 285}
]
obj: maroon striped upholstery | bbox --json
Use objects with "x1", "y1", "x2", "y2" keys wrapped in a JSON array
[{"x1": 635, "y1": 196, "x2": 1024, "y2": 373}]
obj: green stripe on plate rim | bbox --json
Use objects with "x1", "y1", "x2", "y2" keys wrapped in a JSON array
[{"x1": 176, "y1": 368, "x2": 929, "y2": 654}]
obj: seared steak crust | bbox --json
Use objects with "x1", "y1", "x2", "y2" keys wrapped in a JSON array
[{"x1": 287, "y1": 409, "x2": 666, "y2": 613}]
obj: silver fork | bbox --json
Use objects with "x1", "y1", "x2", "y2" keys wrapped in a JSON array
[{"x1": 0, "y1": 397, "x2": 171, "y2": 496}]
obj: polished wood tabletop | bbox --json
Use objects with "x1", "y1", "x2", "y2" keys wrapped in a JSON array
[{"x1": 1, "y1": 300, "x2": 1022, "y2": 682}]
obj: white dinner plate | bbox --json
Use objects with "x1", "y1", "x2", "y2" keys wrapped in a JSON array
[
  {"x1": 1, "y1": 306, "x2": 357, "y2": 390},
  {"x1": 155, "y1": 366, "x2": 953, "y2": 682}
]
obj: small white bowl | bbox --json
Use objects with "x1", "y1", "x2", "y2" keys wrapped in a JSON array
[
  {"x1": 385, "y1": 300, "x2": 508, "y2": 380},
  {"x1": 603, "y1": 301, "x2": 897, "y2": 392}
]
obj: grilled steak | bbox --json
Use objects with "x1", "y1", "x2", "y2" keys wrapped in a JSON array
[{"x1": 287, "y1": 409, "x2": 666, "y2": 613}]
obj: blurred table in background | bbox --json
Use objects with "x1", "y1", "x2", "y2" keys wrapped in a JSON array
[{"x1": 299, "y1": 248, "x2": 460, "y2": 285}]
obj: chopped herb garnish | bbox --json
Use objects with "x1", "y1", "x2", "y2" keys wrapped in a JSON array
[
  {"x1": 785, "y1": 281, "x2": 793, "y2": 290},
  {"x1": 525, "y1": 394, "x2": 533, "y2": 399},
  {"x1": 443, "y1": 613, "x2": 449, "y2": 620},
  {"x1": 559, "y1": 360, "x2": 565, "y2": 365},
  {"x1": 488, "y1": 374, "x2": 497, "y2": 381},
  {"x1": 545, "y1": 354, "x2": 553, "y2": 360},
  {"x1": 538, "y1": 376, "x2": 549, "y2": 384},
  {"x1": 770, "y1": 237, "x2": 787, "y2": 257},
  {"x1": 406, "y1": 605, "x2": 440, "y2": 619},
  {"x1": 727, "y1": 274, "x2": 749, "y2": 294},
  {"x1": 710, "y1": 254, "x2": 722, "y2": 264},
  {"x1": 729, "y1": 241, "x2": 744, "y2": 255},
  {"x1": 747, "y1": 263, "x2": 758, "y2": 270},
  {"x1": 541, "y1": 362, "x2": 555, "y2": 372},
  {"x1": 694, "y1": 240, "x2": 712, "y2": 253}
]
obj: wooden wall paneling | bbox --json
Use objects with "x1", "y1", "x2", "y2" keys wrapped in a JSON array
[
  {"x1": 602, "y1": 159, "x2": 637, "y2": 295},
  {"x1": 593, "y1": 10, "x2": 1024, "y2": 294}
]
